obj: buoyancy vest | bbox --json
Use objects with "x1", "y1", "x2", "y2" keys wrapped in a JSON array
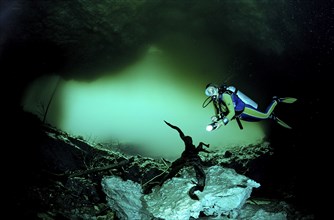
[{"x1": 226, "y1": 86, "x2": 258, "y2": 109}]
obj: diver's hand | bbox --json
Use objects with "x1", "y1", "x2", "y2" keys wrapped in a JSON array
[
  {"x1": 211, "y1": 116, "x2": 219, "y2": 122},
  {"x1": 211, "y1": 115, "x2": 228, "y2": 125},
  {"x1": 222, "y1": 117, "x2": 229, "y2": 125}
]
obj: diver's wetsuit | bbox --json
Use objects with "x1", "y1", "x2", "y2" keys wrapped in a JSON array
[
  {"x1": 218, "y1": 90, "x2": 279, "y2": 122},
  {"x1": 207, "y1": 84, "x2": 297, "y2": 129}
]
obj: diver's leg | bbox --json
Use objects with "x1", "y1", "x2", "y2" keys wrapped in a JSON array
[{"x1": 241, "y1": 100, "x2": 278, "y2": 121}]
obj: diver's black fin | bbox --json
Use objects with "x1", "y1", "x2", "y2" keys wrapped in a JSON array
[
  {"x1": 275, "y1": 117, "x2": 292, "y2": 129},
  {"x1": 275, "y1": 97, "x2": 297, "y2": 104}
]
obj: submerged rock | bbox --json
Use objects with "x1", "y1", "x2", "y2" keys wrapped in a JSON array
[{"x1": 102, "y1": 166, "x2": 261, "y2": 220}]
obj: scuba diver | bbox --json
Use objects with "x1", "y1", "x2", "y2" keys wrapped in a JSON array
[{"x1": 203, "y1": 83, "x2": 297, "y2": 131}]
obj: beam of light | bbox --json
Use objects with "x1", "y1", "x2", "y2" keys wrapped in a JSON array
[{"x1": 22, "y1": 47, "x2": 266, "y2": 160}]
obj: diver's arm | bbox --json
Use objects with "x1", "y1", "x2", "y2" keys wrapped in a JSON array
[
  {"x1": 222, "y1": 93, "x2": 235, "y2": 123},
  {"x1": 212, "y1": 100, "x2": 221, "y2": 116}
]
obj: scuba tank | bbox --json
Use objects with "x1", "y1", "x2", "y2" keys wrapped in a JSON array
[{"x1": 226, "y1": 86, "x2": 258, "y2": 109}]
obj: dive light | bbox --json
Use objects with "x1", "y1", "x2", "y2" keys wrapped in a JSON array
[{"x1": 206, "y1": 121, "x2": 222, "y2": 132}]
